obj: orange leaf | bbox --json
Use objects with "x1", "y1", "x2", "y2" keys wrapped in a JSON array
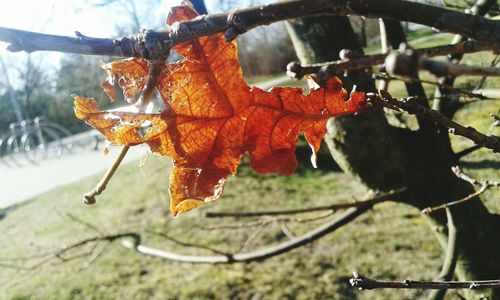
[{"x1": 74, "y1": 5, "x2": 367, "y2": 216}]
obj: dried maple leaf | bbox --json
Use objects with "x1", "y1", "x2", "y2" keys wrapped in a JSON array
[{"x1": 74, "y1": 5, "x2": 367, "y2": 216}]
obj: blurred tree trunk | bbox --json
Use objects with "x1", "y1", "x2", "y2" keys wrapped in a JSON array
[{"x1": 285, "y1": 15, "x2": 500, "y2": 299}]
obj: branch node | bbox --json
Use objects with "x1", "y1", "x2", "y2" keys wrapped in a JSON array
[
  {"x1": 132, "y1": 29, "x2": 172, "y2": 60},
  {"x1": 286, "y1": 61, "x2": 304, "y2": 80}
]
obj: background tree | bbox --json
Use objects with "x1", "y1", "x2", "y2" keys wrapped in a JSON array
[{"x1": 283, "y1": 1, "x2": 499, "y2": 298}]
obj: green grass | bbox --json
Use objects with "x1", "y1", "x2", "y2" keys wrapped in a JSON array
[
  {"x1": 1, "y1": 96, "x2": 498, "y2": 300},
  {"x1": 1, "y1": 30, "x2": 499, "y2": 299}
]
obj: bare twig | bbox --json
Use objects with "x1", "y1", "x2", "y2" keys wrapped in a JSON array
[
  {"x1": 454, "y1": 145, "x2": 483, "y2": 159},
  {"x1": 205, "y1": 188, "x2": 405, "y2": 218},
  {"x1": 83, "y1": 59, "x2": 164, "y2": 205},
  {"x1": 83, "y1": 145, "x2": 130, "y2": 204},
  {"x1": 279, "y1": 221, "x2": 296, "y2": 239},
  {"x1": 428, "y1": 208, "x2": 458, "y2": 300},
  {"x1": 422, "y1": 166, "x2": 499, "y2": 213},
  {"x1": 385, "y1": 51, "x2": 500, "y2": 78},
  {"x1": 455, "y1": 112, "x2": 499, "y2": 159},
  {"x1": 151, "y1": 231, "x2": 229, "y2": 256},
  {"x1": 287, "y1": 40, "x2": 497, "y2": 80},
  {"x1": 1, "y1": 0, "x2": 499, "y2": 58},
  {"x1": 235, "y1": 222, "x2": 267, "y2": 252},
  {"x1": 423, "y1": 184, "x2": 488, "y2": 214},
  {"x1": 0, "y1": 233, "x2": 140, "y2": 270},
  {"x1": 122, "y1": 205, "x2": 371, "y2": 263},
  {"x1": 377, "y1": 18, "x2": 390, "y2": 91},
  {"x1": 375, "y1": 91, "x2": 500, "y2": 152},
  {"x1": 436, "y1": 208, "x2": 458, "y2": 282},
  {"x1": 432, "y1": 0, "x2": 498, "y2": 114},
  {"x1": 349, "y1": 272, "x2": 500, "y2": 290},
  {"x1": 373, "y1": 73, "x2": 491, "y2": 101},
  {"x1": 65, "y1": 213, "x2": 104, "y2": 235},
  {"x1": 199, "y1": 211, "x2": 335, "y2": 230},
  {"x1": 474, "y1": 54, "x2": 500, "y2": 91}
]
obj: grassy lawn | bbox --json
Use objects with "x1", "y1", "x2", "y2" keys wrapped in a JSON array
[
  {"x1": 1, "y1": 30, "x2": 499, "y2": 299},
  {"x1": 1, "y1": 95, "x2": 498, "y2": 299}
]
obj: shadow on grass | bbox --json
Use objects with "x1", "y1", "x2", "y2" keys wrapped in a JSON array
[
  {"x1": 0, "y1": 200, "x2": 31, "y2": 222},
  {"x1": 460, "y1": 159, "x2": 500, "y2": 170}
]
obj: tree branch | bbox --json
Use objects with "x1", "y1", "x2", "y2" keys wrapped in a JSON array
[
  {"x1": 199, "y1": 211, "x2": 335, "y2": 230},
  {"x1": 286, "y1": 40, "x2": 496, "y2": 80},
  {"x1": 2, "y1": 0, "x2": 500, "y2": 58},
  {"x1": 374, "y1": 91, "x2": 500, "y2": 152},
  {"x1": 205, "y1": 188, "x2": 404, "y2": 218},
  {"x1": 82, "y1": 59, "x2": 164, "y2": 204},
  {"x1": 0, "y1": 27, "x2": 135, "y2": 57},
  {"x1": 0, "y1": 233, "x2": 140, "y2": 270},
  {"x1": 373, "y1": 73, "x2": 491, "y2": 101},
  {"x1": 422, "y1": 166, "x2": 499, "y2": 214},
  {"x1": 350, "y1": 272, "x2": 500, "y2": 290},
  {"x1": 385, "y1": 50, "x2": 500, "y2": 78},
  {"x1": 122, "y1": 205, "x2": 371, "y2": 263},
  {"x1": 427, "y1": 208, "x2": 458, "y2": 300}
]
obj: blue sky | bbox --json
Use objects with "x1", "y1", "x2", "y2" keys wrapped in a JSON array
[
  {"x1": 0, "y1": 0, "x2": 262, "y2": 89},
  {"x1": 0, "y1": 0, "x2": 182, "y2": 88}
]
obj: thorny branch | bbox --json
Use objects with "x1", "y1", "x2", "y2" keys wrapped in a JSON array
[
  {"x1": 374, "y1": 90, "x2": 500, "y2": 152},
  {"x1": 349, "y1": 272, "x2": 500, "y2": 290},
  {"x1": 205, "y1": 188, "x2": 404, "y2": 218},
  {"x1": 422, "y1": 166, "x2": 499, "y2": 214},
  {"x1": 1, "y1": 0, "x2": 500, "y2": 59}
]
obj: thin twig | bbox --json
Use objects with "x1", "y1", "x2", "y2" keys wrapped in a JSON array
[
  {"x1": 375, "y1": 90, "x2": 500, "y2": 152},
  {"x1": 122, "y1": 205, "x2": 371, "y2": 264},
  {"x1": 83, "y1": 59, "x2": 164, "y2": 204},
  {"x1": 0, "y1": 233, "x2": 140, "y2": 270},
  {"x1": 205, "y1": 188, "x2": 405, "y2": 218},
  {"x1": 349, "y1": 272, "x2": 500, "y2": 290},
  {"x1": 455, "y1": 112, "x2": 499, "y2": 159},
  {"x1": 235, "y1": 222, "x2": 267, "y2": 253},
  {"x1": 199, "y1": 211, "x2": 335, "y2": 230},
  {"x1": 278, "y1": 221, "x2": 296, "y2": 239},
  {"x1": 422, "y1": 166, "x2": 499, "y2": 213},
  {"x1": 474, "y1": 54, "x2": 500, "y2": 91},
  {"x1": 428, "y1": 208, "x2": 458, "y2": 300},
  {"x1": 432, "y1": 0, "x2": 498, "y2": 114},
  {"x1": 150, "y1": 231, "x2": 229, "y2": 256},
  {"x1": 83, "y1": 145, "x2": 130, "y2": 204},
  {"x1": 454, "y1": 145, "x2": 482, "y2": 159},
  {"x1": 373, "y1": 73, "x2": 491, "y2": 100},
  {"x1": 65, "y1": 213, "x2": 104, "y2": 235}
]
